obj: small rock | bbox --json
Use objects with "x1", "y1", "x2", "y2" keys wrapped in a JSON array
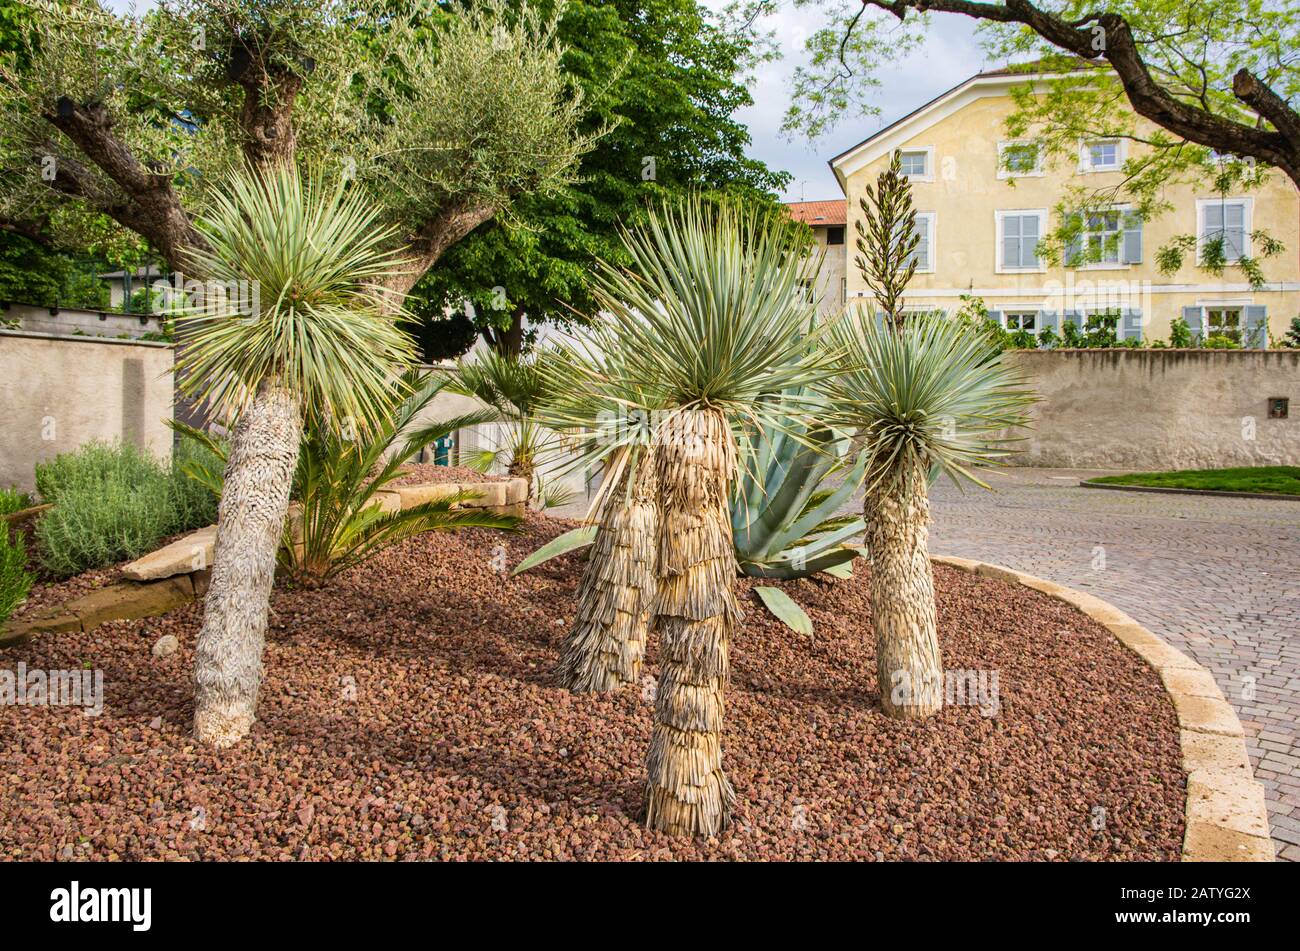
[
  {"x1": 152, "y1": 635, "x2": 179, "y2": 658},
  {"x1": 149, "y1": 717, "x2": 163, "y2": 730}
]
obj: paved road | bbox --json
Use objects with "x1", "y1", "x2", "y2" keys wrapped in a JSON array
[{"x1": 923, "y1": 468, "x2": 1300, "y2": 861}]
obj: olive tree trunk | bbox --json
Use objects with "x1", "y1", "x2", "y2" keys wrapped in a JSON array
[
  {"x1": 193, "y1": 381, "x2": 302, "y2": 747},
  {"x1": 644, "y1": 409, "x2": 738, "y2": 837},
  {"x1": 557, "y1": 453, "x2": 658, "y2": 692},
  {"x1": 865, "y1": 452, "x2": 942, "y2": 719}
]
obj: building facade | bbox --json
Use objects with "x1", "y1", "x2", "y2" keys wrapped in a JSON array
[
  {"x1": 828, "y1": 68, "x2": 1300, "y2": 346},
  {"x1": 786, "y1": 200, "x2": 847, "y2": 318}
]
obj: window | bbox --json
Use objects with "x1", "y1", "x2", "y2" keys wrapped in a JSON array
[
  {"x1": 997, "y1": 210, "x2": 1046, "y2": 271},
  {"x1": 1082, "y1": 211, "x2": 1122, "y2": 264},
  {"x1": 825, "y1": 225, "x2": 845, "y2": 246},
  {"x1": 897, "y1": 147, "x2": 934, "y2": 181},
  {"x1": 1004, "y1": 312, "x2": 1037, "y2": 331},
  {"x1": 903, "y1": 212, "x2": 935, "y2": 272},
  {"x1": 998, "y1": 141, "x2": 1043, "y2": 178},
  {"x1": 1197, "y1": 199, "x2": 1251, "y2": 263},
  {"x1": 1206, "y1": 306, "x2": 1243, "y2": 343},
  {"x1": 1079, "y1": 138, "x2": 1125, "y2": 172}
]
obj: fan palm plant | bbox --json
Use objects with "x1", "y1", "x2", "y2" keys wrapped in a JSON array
[
  {"x1": 821, "y1": 311, "x2": 1034, "y2": 719},
  {"x1": 447, "y1": 348, "x2": 553, "y2": 496},
  {"x1": 590, "y1": 199, "x2": 833, "y2": 837},
  {"x1": 176, "y1": 163, "x2": 416, "y2": 748}
]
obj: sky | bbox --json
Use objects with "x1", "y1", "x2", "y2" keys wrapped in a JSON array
[
  {"x1": 720, "y1": 2, "x2": 993, "y2": 202},
  {"x1": 105, "y1": 0, "x2": 995, "y2": 203}
]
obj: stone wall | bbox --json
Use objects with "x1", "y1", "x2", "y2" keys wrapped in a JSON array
[
  {"x1": 2, "y1": 301, "x2": 166, "y2": 339},
  {"x1": 1002, "y1": 349, "x2": 1299, "y2": 470},
  {"x1": 0, "y1": 330, "x2": 175, "y2": 492}
]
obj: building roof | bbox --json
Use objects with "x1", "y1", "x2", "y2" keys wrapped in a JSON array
[
  {"x1": 828, "y1": 59, "x2": 1108, "y2": 188},
  {"x1": 785, "y1": 200, "x2": 846, "y2": 227}
]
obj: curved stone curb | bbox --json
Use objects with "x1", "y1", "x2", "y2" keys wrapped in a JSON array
[
  {"x1": 1079, "y1": 479, "x2": 1300, "y2": 503},
  {"x1": 933, "y1": 554, "x2": 1274, "y2": 863}
]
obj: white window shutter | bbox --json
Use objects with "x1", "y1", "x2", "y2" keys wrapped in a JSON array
[
  {"x1": 1243, "y1": 305, "x2": 1268, "y2": 348},
  {"x1": 1181, "y1": 305, "x2": 1204, "y2": 340},
  {"x1": 1122, "y1": 309, "x2": 1143, "y2": 341},
  {"x1": 1122, "y1": 216, "x2": 1143, "y2": 264}
]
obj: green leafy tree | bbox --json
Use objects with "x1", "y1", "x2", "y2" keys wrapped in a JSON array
[
  {"x1": 0, "y1": 1, "x2": 593, "y2": 303},
  {"x1": 412, "y1": 0, "x2": 790, "y2": 353}
]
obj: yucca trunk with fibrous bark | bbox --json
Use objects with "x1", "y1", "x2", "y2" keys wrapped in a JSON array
[
  {"x1": 645, "y1": 409, "x2": 738, "y2": 837},
  {"x1": 193, "y1": 380, "x2": 302, "y2": 747},
  {"x1": 865, "y1": 451, "x2": 942, "y2": 719},
  {"x1": 558, "y1": 453, "x2": 658, "y2": 692}
]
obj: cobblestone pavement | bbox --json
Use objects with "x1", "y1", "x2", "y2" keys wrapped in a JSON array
[{"x1": 920, "y1": 468, "x2": 1300, "y2": 861}]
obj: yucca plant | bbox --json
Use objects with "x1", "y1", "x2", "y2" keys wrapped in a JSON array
[
  {"x1": 589, "y1": 198, "x2": 834, "y2": 837},
  {"x1": 173, "y1": 372, "x2": 519, "y2": 586},
  {"x1": 531, "y1": 331, "x2": 663, "y2": 693},
  {"x1": 175, "y1": 162, "x2": 416, "y2": 748},
  {"x1": 821, "y1": 311, "x2": 1034, "y2": 719},
  {"x1": 447, "y1": 348, "x2": 554, "y2": 496}
]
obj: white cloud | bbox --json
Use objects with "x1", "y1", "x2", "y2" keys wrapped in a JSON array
[{"x1": 713, "y1": 1, "x2": 992, "y2": 201}]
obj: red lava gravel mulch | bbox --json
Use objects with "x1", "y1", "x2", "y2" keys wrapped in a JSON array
[{"x1": 0, "y1": 514, "x2": 1185, "y2": 861}]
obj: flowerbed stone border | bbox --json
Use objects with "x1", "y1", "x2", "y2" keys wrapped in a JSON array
[
  {"x1": 933, "y1": 554, "x2": 1274, "y2": 862},
  {"x1": 0, "y1": 478, "x2": 528, "y2": 648}
]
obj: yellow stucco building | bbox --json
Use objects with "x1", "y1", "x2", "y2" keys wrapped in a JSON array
[{"x1": 828, "y1": 67, "x2": 1300, "y2": 346}]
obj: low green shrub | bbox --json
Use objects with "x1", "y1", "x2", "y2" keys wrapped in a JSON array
[
  {"x1": 0, "y1": 527, "x2": 33, "y2": 624},
  {"x1": 34, "y1": 441, "x2": 219, "y2": 578},
  {"x1": 0, "y1": 486, "x2": 33, "y2": 516}
]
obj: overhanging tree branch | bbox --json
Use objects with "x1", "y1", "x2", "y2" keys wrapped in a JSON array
[
  {"x1": 858, "y1": 0, "x2": 1300, "y2": 186},
  {"x1": 43, "y1": 97, "x2": 208, "y2": 271}
]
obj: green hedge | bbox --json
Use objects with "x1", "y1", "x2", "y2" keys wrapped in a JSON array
[{"x1": 34, "y1": 441, "x2": 220, "y2": 578}]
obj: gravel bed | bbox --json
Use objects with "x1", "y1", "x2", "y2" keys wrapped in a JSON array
[
  {"x1": 388, "y1": 464, "x2": 507, "y2": 486},
  {"x1": 0, "y1": 514, "x2": 1184, "y2": 861}
]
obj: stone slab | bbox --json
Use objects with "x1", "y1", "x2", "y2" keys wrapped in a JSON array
[{"x1": 122, "y1": 525, "x2": 216, "y2": 581}]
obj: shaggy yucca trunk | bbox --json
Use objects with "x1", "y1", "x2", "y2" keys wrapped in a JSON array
[
  {"x1": 193, "y1": 381, "x2": 302, "y2": 747},
  {"x1": 558, "y1": 455, "x2": 658, "y2": 692},
  {"x1": 645, "y1": 409, "x2": 738, "y2": 837},
  {"x1": 865, "y1": 452, "x2": 942, "y2": 719}
]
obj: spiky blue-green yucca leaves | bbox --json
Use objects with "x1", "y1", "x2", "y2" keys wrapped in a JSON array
[
  {"x1": 176, "y1": 163, "x2": 417, "y2": 430},
  {"x1": 820, "y1": 311, "x2": 1036, "y2": 489},
  {"x1": 589, "y1": 199, "x2": 831, "y2": 428}
]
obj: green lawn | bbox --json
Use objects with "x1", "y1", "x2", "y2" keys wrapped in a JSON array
[{"x1": 1091, "y1": 466, "x2": 1300, "y2": 496}]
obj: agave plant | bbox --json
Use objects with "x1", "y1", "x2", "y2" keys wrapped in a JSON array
[
  {"x1": 175, "y1": 162, "x2": 416, "y2": 748},
  {"x1": 821, "y1": 310, "x2": 1034, "y2": 719},
  {"x1": 174, "y1": 372, "x2": 519, "y2": 585},
  {"x1": 731, "y1": 406, "x2": 866, "y2": 580}
]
